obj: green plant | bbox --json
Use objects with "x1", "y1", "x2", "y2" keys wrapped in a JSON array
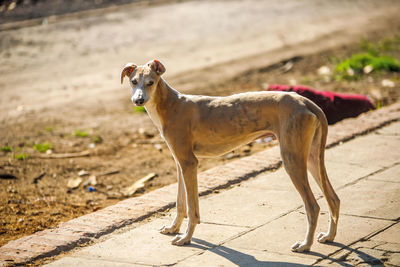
[
  {"x1": 33, "y1": 142, "x2": 53, "y2": 153},
  {"x1": 133, "y1": 106, "x2": 146, "y2": 113},
  {"x1": 1, "y1": 145, "x2": 12, "y2": 152},
  {"x1": 335, "y1": 53, "x2": 400, "y2": 80},
  {"x1": 74, "y1": 130, "x2": 89, "y2": 138},
  {"x1": 45, "y1": 126, "x2": 53, "y2": 133},
  {"x1": 15, "y1": 153, "x2": 28, "y2": 160},
  {"x1": 91, "y1": 135, "x2": 103, "y2": 144},
  {"x1": 376, "y1": 101, "x2": 383, "y2": 110}
]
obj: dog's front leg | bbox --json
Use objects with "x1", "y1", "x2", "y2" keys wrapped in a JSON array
[
  {"x1": 160, "y1": 161, "x2": 187, "y2": 234},
  {"x1": 171, "y1": 155, "x2": 200, "y2": 246}
]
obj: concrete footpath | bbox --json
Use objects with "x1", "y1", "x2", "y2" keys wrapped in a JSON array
[
  {"x1": 46, "y1": 112, "x2": 400, "y2": 265},
  {"x1": 44, "y1": 123, "x2": 400, "y2": 266},
  {"x1": 1, "y1": 103, "x2": 400, "y2": 266}
]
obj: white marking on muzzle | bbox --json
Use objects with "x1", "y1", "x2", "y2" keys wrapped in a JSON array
[{"x1": 131, "y1": 88, "x2": 148, "y2": 105}]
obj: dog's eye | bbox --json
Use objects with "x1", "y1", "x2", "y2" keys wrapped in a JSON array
[
  {"x1": 132, "y1": 79, "x2": 138, "y2": 85},
  {"x1": 147, "y1": 81, "x2": 154, "y2": 86}
]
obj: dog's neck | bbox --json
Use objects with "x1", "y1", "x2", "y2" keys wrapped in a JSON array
[{"x1": 144, "y1": 78, "x2": 180, "y2": 137}]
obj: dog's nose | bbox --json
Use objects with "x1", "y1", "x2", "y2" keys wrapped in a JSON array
[{"x1": 135, "y1": 98, "x2": 145, "y2": 105}]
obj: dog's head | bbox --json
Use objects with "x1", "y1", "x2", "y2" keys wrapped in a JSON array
[{"x1": 121, "y1": 60, "x2": 166, "y2": 106}]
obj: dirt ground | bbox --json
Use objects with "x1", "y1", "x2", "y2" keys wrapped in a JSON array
[{"x1": 1, "y1": 0, "x2": 400, "y2": 247}]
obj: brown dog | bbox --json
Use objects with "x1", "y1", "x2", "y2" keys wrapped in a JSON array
[{"x1": 121, "y1": 60, "x2": 340, "y2": 252}]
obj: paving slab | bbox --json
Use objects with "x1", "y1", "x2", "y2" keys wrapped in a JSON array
[
  {"x1": 331, "y1": 247, "x2": 387, "y2": 266},
  {"x1": 318, "y1": 229, "x2": 400, "y2": 266},
  {"x1": 243, "y1": 158, "x2": 379, "y2": 198},
  {"x1": 199, "y1": 171, "x2": 301, "y2": 227},
  {"x1": 367, "y1": 163, "x2": 400, "y2": 183},
  {"x1": 388, "y1": 253, "x2": 400, "y2": 266},
  {"x1": 375, "y1": 242, "x2": 400, "y2": 253},
  {"x1": 370, "y1": 222, "x2": 400, "y2": 244},
  {"x1": 46, "y1": 218, "x2": 248, "y2": 266},
  {"x1": 224, "y1": 211, "x2": 391, "y2": 260},
  {"x1": 325, "y1": 133, "x2": 400, "y2": 169},
  {"x1": 241, "y1": 137, "x2": 389, "y2": 195},
  {"x1": 375, "y1": 122, "x2": 400, "y2": 135},
  {"x1": 319, "y1": 167, "x2": 400, "y2": 220}
]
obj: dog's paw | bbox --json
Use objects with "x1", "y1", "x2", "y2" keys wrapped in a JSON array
[
  {"x1": 291, "y1": 241, "x2": 311, "y2": 253},
  {"x1": 317, "y1": 232, "x2": 334, "y2": 243},
  {"x1": 159, "y1": 224, "x2": 180, "y2": 235},
  {"x1": 171, "y1": 234, "x2": 191, "y2": 246}
]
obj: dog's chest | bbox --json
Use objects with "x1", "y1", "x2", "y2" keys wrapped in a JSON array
[{"x1": 144, "y1": 105, "x2": 164, "y2": 138}]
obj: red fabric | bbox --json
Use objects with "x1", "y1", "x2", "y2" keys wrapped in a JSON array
[{"x1": 268, "y1": 85, "x2": 375, "y2": 124}]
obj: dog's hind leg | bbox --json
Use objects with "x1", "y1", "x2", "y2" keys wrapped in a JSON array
[
  {"x1": 160, "y1": 161, "x2": 187, "y2": 235},
  {"x1": 279, "y1": 112, "x2": 320, "y2": 252},
  {"x1": 307, "y1": 121, "x2": 340, "y2": 243}
]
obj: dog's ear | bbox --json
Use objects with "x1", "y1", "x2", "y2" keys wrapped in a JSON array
[
  {"x1": 148, "y1": 60, "x2": 166, "y2": 76},
  {"x1": 121, "y1": 63, "x2": 137, "y2": 84}
]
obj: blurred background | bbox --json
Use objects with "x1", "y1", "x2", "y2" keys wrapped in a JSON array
[{"x1": 1, "y1": 0, "x2": 399, "y2": 247}]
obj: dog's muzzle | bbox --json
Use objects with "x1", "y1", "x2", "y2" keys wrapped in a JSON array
[
  {"x1": 131, "y1": 89, "x2": 148, "y2": 106},
  {"x1": 132, "y1": 96, "x2": 145, "y2": 106}
]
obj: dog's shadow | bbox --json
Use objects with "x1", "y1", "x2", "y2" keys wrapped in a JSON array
[
  {"x1": 188, "y1": 238, "x2": 383, "y2": 266},
  {"x1": 189, "y1": 238, "x2": 311, "y2": 267}
]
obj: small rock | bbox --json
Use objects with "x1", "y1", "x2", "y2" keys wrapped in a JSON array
[
  {"x1": 83, "y1": 175, "x2": 97, "y2": 186},
  {"x1": 46, "y1": 149, "x2": 52, "y2": 155},
  {"x1": 8, "y1": 2, "x2": 16, "y2": 11},
  {"x1": 317, "y1": 66, "x2": 331, "y2": 76},
  {"x1": 281, "y1": 61, "x2": 293, "y2": 73},
  {"x1": 88, "y1": 175, "x2": 97, "y2": 185},
  {"x1": 346, "y1": 68, "x2": 355, "y2": 76},
  {"x1": 225, "y1": 152, "x2": 239, "y2": 160},
  {"x1": 88, "y1": 143, "x2": 95, "y2": 149},
  {"x1": 381, "y1": 79, "x2": 395, "y2": 88},
  {"x1": 363, "y1": 64, "x2": 373, "y2": 74},
  {"x1": 7, "y1": 187, "x2": 17, "y2": 193},
  {"x1": 78, "y1": 170, "x2": 89, "y2": 177},
  {"x1": 122, "y1": 173, "x2": 157, "y2": 196},
  {"x1": 106, "y1": 185, "x2": 113, "y2": 190},
  {"x1": 18, "y1": 218, "x2": 24, "y2": 223},
  {"x1": 289, "y1": 79, "x2": 297, "y2": 86},
  {"x1": 67, "y1": 177, "x2": 82, "y2": 189},
  {"x1": 154, "y1": 144, "x2": 162, "y2": 152}
]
